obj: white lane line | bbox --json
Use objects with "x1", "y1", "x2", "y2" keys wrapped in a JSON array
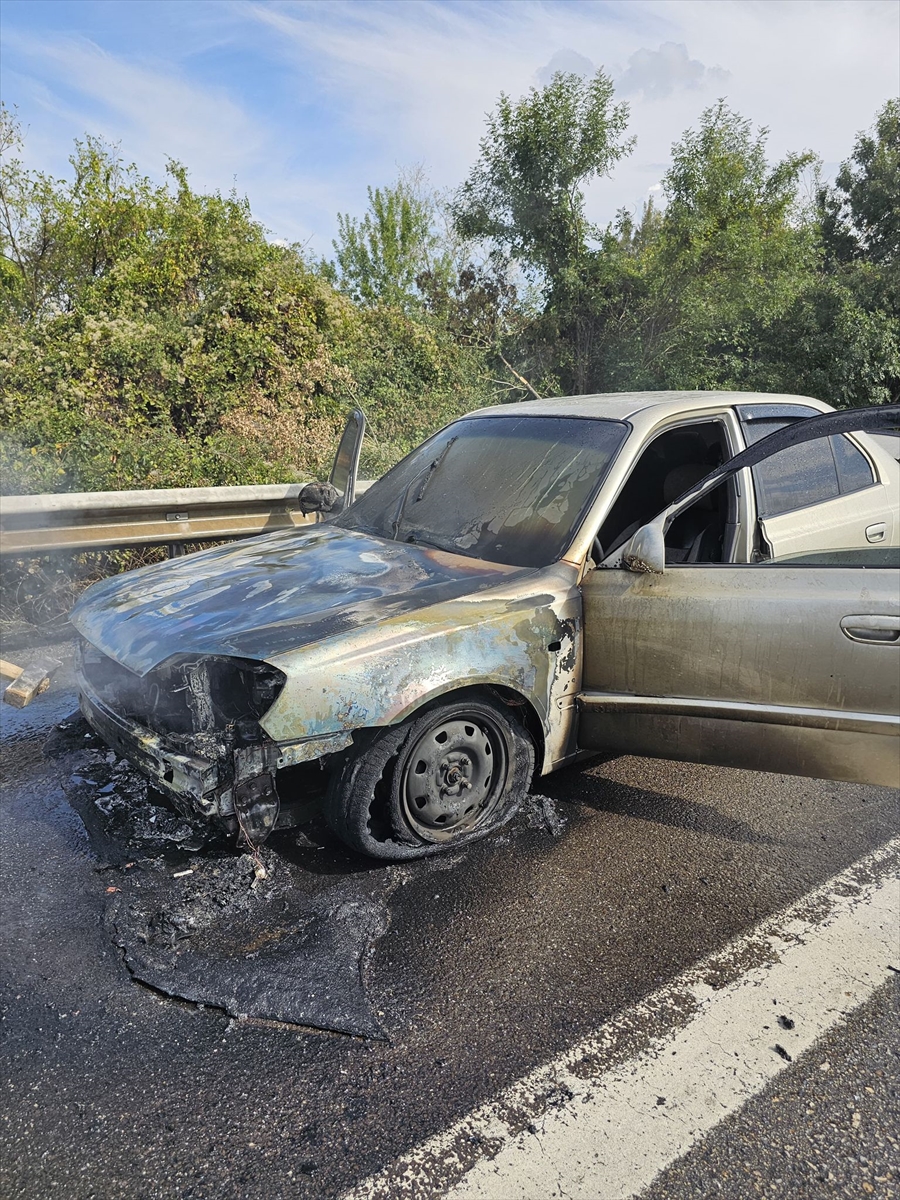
[{"x1": 344, "y1": 838, "x2": 900, "y2": 1200}]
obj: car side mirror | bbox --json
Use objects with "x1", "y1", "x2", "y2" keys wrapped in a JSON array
[
  {"x1": 623, "y1": 518, "x2": 666, "y2": 574},
  {"x1": 298, "y1": 481, "x2": 340, "y2": 517}
]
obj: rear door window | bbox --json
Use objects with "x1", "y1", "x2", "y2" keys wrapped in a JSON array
[
  {"x1": 738, "y1": 408, "x2": 875, "y2": 518},
  {"x1": 831, "y1": 433, "x2": 876, "y2": 494}
]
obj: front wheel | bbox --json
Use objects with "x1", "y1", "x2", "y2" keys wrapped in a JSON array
[{"x1": 324, "y1": 697, "x2": 535, "y2": 860}]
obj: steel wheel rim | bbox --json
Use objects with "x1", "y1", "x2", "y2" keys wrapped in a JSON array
[{"x1": 399, "y1": 713, "x2": 509, "y2": 842}]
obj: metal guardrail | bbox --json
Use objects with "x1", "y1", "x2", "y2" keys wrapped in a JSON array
[{"x1": 0, "y1": 482, "x2": 371, "y2": 556}]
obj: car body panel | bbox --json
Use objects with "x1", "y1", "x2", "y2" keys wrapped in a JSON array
[
  {"x1": 70, "y1": 524, "x2": 528, "y2": 674},
  {"x1": 579, "y1": 563, "x2": 900, "y2": 787},
  {"x1": 759, "y1": 440, "x2": 899, "y2": 558},
  {"x1": 579, "y1": 404, "x2": 900, "y2": 790},
  {"x1": 260, "y1": 561, "x2": 582, "y2": 773},
  {"x1": 70, "y1": 525, "x2": 583, "y2": 778}
]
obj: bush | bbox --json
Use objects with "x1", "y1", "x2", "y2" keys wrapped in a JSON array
[{"x1": 0, "y1": 111, "x2": 494, "y2": 497}]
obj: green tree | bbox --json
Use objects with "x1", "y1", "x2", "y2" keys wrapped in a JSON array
[
  {"x1": 331, "y1": 169, "x2": 452, "y2": 308},
  {"x1": 451, "y1": 70, "x2": 633, "y2": 287},
  {"x1": 597, "y1": 100, "x2": 899, "y2": 405},
  {"x1": 0, "y1": 113, "x2": 491, "y2": 495},
  {"x1": 815, "y1": 99, "x2": 900, "y2": 401},
  {"x1": 0, "y1": 111, "x2": 159, "y2": 320},
  {"x1": 821, "y1": 99, "x2": 900, "y2": 274},
  {"x1": 451, "y1": 70, "x2": 633, "y2": 394},
  {"x1": 635, "y1": 101, "x2": 817, "y2": 387}
]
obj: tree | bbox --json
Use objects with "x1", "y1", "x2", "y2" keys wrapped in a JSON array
[
  {"x1": 821, "y1": 99, "x2": 899, "y2": 272},
  {"x1": 816, "y1": 99, "x2": 900, "y2": 401},
  {"x1": 656, "y1": 102, "x2": 816, "y2": 310},
  {"x1": 609, "y1": 102, "x2": 819, "y2": 390},
  {"x1": 0, "y1": 110, "x2": 356, "y2": 491},
  {"x1": 596, "y1": 100, "x2": 900, "y2": 405},
  {"x1": 450, "y1": 70, "x2": 633, "y2": 395},
  {"x1": 0, "y1": 112, "x2": 496, "y2": 495},
  {"x1": 451, "y1": 70, "x2": 633, "y2": 289},
  {"x1": 0, "y1": 105, "x2": 160, "y2": 320},
  {"x1": 331, "y1": 168, "x2": 451, "y2": 308}
]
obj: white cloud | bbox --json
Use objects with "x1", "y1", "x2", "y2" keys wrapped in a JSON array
[
  {"x1": 617, "y1": 42, "x2": 730, "y2": 100},
  {"x1": 536, "y1": 50, "x2": 597, "y2": 86},
  {"x1": 0, "y1": 28, "x2": 351, "y2": 245},
  {"x1": 240, "y1": 0, "x2": 899, "y2": 241},
  {"x1": 4, "y1": 31, "x2": 263, "y2": 184}
]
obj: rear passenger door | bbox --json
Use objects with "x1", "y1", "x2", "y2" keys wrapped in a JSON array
[{"x1": 737, "y1": 404, "x2": 895, "y2": 559}]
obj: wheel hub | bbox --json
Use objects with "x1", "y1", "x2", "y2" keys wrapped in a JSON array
[
  {"x1": 399, "y1": 715, "x2": 508, "y2": 841},
  {"x1": 439, "y1": 754, "x2": 471, "y2": 797}
]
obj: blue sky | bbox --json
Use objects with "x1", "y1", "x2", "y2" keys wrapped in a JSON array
[{"x1": 2, "y1": 0, "x2": 898, "y2": 256}]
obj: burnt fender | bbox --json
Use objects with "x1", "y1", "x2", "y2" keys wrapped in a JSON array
[{"x1": 260, "y1": 564, "x2": 582, "y2": 774}]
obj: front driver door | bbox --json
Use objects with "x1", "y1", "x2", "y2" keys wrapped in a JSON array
[{"x1": 578, "y1": 409, "x2": 900, "y2": 788}]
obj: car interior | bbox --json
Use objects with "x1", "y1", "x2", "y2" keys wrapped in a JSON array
[{"x1": 594, "y1": 421, "x2": 738, "y2": 564}]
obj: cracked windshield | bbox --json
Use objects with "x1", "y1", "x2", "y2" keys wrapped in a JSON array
[{"x1": 337, "y1": 415, "x2": 629, "y2": 567}]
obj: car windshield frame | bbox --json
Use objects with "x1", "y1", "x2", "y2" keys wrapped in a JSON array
[{"x1": 335, "y1": 413, "x2": 631, "y2": 568}]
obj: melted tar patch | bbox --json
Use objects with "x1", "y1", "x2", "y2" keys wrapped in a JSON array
[
  {"x1": 107, "y1": 850, "x2": 392, "y2": 1038},
  {"x1": 45, "y1": 716, "x2": 397, "y2": 1037}
]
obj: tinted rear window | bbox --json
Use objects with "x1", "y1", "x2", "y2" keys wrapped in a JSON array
[{"x1": 741, "y1": 417, "x2": 875, "y2": 517}]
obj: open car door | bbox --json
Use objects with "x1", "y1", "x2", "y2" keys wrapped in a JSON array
[
  {"x1": 328, "y1": 408, "x2": 366, "y2": 515},
  {"x1": 578, "y1": 405, "x2": 900, "y2": 789}
]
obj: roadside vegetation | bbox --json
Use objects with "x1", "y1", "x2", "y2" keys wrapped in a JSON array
[{"x1": 1, "y1": 80, "x2": 898, "y2": 503}]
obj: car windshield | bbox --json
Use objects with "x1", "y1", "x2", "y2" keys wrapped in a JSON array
[{"x1": 336, "y1": 414, "x2": 629, "y2": 567}]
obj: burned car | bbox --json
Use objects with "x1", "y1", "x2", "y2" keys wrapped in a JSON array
[{"x1": 72, "y1": 392, "x2": 900, "y2": 859}]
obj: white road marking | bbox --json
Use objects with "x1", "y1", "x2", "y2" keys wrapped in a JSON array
[{"x1": 344, "y1": 838, "x2": 900, "y2": 1200}]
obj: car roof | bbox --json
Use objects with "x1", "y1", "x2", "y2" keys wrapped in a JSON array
[{"x1": 468, "y1": 390, "x2": 833, "y2": 423}]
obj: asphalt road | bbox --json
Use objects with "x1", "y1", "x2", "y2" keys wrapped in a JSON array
[
  {"x1": 642, "y1": 978, "x2": 899, "y2": 1200},
  {"x1": 1, "y1": 639, "x2": 898, "y2": 1200}
]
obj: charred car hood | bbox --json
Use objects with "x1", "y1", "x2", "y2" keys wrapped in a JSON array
[{"x1": 70, "y1": 525, "x2": 530, "y2": 675}]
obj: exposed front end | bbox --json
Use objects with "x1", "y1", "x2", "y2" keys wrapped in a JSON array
[{"x1": 75, "y1": 638, "x2": 289, "y2": 842}]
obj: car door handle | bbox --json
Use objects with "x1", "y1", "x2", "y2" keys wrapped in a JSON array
[
  {"x1": 865, "y1": 522, "x2": 886, "y2": 543},
  {"x1": 840, "y1": 615, "x2": 900, "y2": 644}
]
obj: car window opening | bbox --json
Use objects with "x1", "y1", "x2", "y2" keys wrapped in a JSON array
[
  {"x1": 597, "y1": 422, "x2": 736, "y2": 564},
  {"x1": 739, "y1": 415, "x2": 877, "y2": 518}
]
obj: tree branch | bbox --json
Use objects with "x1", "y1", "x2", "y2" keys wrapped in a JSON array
[{"x1": 498, "y1": 352, "x2": 542, "y2": 400}]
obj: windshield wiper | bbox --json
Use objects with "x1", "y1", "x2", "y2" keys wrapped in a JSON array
[
  {"x1": 415, "y1": 436, "x2": 457, "y2": 502},
  {"x1": 389, "y1": 437, "x2": 457, "y2": 540},
  {"x1": 401, "y1": 532, "x2": 446, "y2": 551}
]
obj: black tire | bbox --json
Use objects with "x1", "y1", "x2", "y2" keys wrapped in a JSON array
[{"x1": 323, "y1": 696, "x2": 535, "y2": 860}]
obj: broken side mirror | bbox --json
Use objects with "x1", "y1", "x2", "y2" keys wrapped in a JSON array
[
  {"x1": 297, "y1": 481, "x2": 340, "y2": 517},
  {"x1": 297, "y1": 408, "x2": 367, "y2": 519},
  {"x1": 623, "y1": 518, "x2": 666, "y2": 574},
  {"x1": 328, "y1": 408, "x2": 366, "y2": 516}
]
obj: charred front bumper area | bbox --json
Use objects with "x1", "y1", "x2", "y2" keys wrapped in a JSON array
[{"x1": 74, "y1": 639, "x2": 291, "y2": 842}]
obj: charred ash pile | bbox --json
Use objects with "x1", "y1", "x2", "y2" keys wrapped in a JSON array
[
  {"x1": 44, "y1": 710, "x2": 571, "y2": 1038},
  {"x1": 45, "y1": 714, "x2": 393, "y2": 1036}
]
